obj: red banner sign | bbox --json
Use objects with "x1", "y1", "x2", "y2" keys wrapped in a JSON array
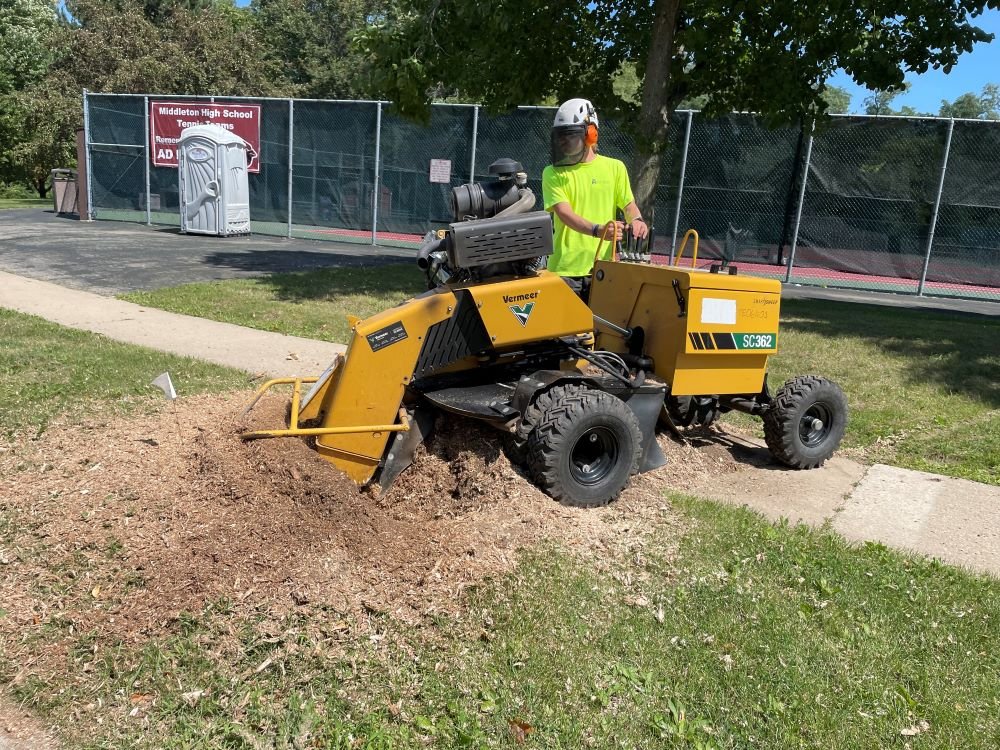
[{"x1": 149, "y1": 100, "x2": 262, "y2": 172}]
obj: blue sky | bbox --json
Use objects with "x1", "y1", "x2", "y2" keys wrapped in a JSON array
[{"x1": 829, "y1": 8, "x2": 1000, "y2": 114}]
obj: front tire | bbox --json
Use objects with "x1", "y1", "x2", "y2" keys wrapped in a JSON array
[
  {"x1": 763, "y1": 376, "x2": 848, "y2": 469},
  {"x1": 526, "y1": 385, "x2": 642, "y2": 507}
]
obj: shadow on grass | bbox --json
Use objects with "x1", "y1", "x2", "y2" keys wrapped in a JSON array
[
  {"x1": 202, "y1": 251, "x2": 424, "y2": 300},
  {"x1": 780, "y1": 298, "x2": 1000, "y2": 408},
  {"x1": 668, "y1": 426, "x2": 801, "y2": 473}
]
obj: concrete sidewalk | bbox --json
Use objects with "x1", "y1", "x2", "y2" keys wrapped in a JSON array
[
  {"x1": 0, "y1": 271, "x2": 345, "y2": 378},
  {"x1": 2, "y1": 269, "x2": 998, "y2": 577}
]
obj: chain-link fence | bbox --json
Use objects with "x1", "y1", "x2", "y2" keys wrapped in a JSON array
[{"x1": 83, "y1": 92, "x2": 1000, "y2": 301}]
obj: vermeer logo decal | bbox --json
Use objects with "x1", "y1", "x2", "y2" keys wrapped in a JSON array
[
  {"x1": 503, "y1": 290, "x2": 539, "y2": 327},
  {"x1": 509, "y1": 302, "x2": 535, "y2": 326}
]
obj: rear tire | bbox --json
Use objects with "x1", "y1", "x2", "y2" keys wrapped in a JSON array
[
  {"x1": 526, "y1": 385, "x2": 641, "y2": 507},
  {"x1": 763, "y1": 376, "x2": 847, "y2": 469}
]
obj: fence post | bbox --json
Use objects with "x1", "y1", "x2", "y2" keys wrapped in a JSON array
[
  {"x1": 784, "y1": 129, "x2": 814, "y2": 283},
  {"x1": 82, "y1": 89, "x2": 94, "y2": 221},
  {"x1": 918, "y1": 118, "x2": 954, "y2": 296},
  {"x1": 371, "y1": 102, "x2": 382, "y2": 246},
  {"x1": 287, "y1": 99, "x2": 295, "y2": 239},
  {"x1": 669, "y1": 110, "x2": 694, "y2": 264},
  {"x1": 143, "y1": 96, "x2": 151, "y2": 225},
  {"x1": 469, "y1": 105, "x2": 479, "y2": 182}
]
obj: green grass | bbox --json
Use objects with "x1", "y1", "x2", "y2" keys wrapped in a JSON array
[
  {"x1": 0, "y1": 309, "x2": 251, "y2": 437},
  {"x1": 0, "y1": 197, "x2": 50, "y2": 209},
  {"x1": 764, "y1": 300, "x2": 999, "y2": 484},
  {"x1": 121, "y1": 267, "x2": 1000, "y2": 484},
  {"x1": 121, "y1": 264, "x2": 424, "y2": 344},
  {"x1": 5, "y1": 273, "x2": 1000, "y2": 748},
  {"x1": 14, "y1": 499, "x2": 999, "y2": 749}
]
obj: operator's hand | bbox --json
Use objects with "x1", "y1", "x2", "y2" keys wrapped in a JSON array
[
  {"x1": 630, "y1": 218, "x2": 649, "y2": 239},
  {"x1": 598, "y1": 220, "x2": 625, "y2": 242}
]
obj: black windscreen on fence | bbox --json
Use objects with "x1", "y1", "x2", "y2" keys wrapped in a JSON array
[
  {"x1": 291, "y1": 101, "x2": 378, "y2": 233},
  {"x1": 796, "y1": 117, "x2": 948, "y2": 284},
  {"x1": 675, "y1": 113, "x2": 801, "y2": 265},
  {"x1": 933, "y1": 120, "x2": 1000, "y2": 289},
  {"x1": 84, "y1": 93, "x2": 999, "y2": 300}
]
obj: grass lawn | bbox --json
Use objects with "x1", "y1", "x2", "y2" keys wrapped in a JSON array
[
  {"x1": 0, "y1": 197, "x2": 50, "y2": 209},
  {"x1": 121, "y1": 265, "x2": 1000, "y2": 485},
  {"x1": 0, "y1": 309, "x2": 252, "y2": 438},
  {"x1": 8, "y1": 499, "x2": 998, "y2": 749},
  {"x1": 122, "y1": 264, "x2": 424, "y2": 345},
  {"x1": 4, "y1": 275, "x2": 998, "y2": 748}
]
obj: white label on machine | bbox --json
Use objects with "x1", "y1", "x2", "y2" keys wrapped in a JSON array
[{"x1": 701, "y1": 297, "x2": 737, "y2": 325}]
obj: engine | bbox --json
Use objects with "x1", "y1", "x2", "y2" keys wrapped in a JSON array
[{"x1": 416, "y1": 158, "x2": 552, "y2": 286}]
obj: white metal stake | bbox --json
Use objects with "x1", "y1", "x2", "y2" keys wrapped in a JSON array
[
  {"x1": 784, "y1": 131, "x2": 814, "y2": 284},
  {"x1": 918, "y1": 118, "x2": 954, "y2": 296},
  {"x1": 372, "y1": 102, "x2": 382, "y2": 246},
  {"x1": 669, "y1": 110, "x2": 694, "y2": 264},
  {"x1": 287, "y1": 99, "x2": 295, "y2": 239}
]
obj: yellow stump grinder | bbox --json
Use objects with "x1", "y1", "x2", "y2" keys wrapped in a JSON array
[{"x1": 243, "y1": 159, "x2": 847, "y2": 507}]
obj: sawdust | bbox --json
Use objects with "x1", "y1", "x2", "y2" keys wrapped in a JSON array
[{"x1": 0, "y1": 392, "x2": 752, "y2": 689}]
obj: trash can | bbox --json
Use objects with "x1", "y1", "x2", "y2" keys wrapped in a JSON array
[
  {"x1": 51, "y1": 169, "x2": 78, "y2": 215},
  {"x1": 178, "y1": 125, "x2": 250, "y2": 236}
]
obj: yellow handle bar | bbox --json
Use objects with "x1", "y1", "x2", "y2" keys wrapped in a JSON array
[{"x1": 675, "y1": 229, "x2": 700, "y2": 267}]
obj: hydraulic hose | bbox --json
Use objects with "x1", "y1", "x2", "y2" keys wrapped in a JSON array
[{"x1": 416, "y1": 233, "x2": 444, "y2": 270}]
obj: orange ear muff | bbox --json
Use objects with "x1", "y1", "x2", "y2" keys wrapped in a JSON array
[{"x1": 585, "y1": 123, "x2": 598, "y2": 146}]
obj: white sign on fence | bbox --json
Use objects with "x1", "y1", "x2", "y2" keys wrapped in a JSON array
[{"x1": 429, "y1": 159, "x2": 452, "y2": 184}]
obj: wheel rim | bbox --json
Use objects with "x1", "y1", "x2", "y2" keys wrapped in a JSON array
[
  {"x1": 799, "y1": 401, "x2": 833, "y2": 447},
  {"x1": 570, "y1": 427, "x2": 619, "y2": 486}
]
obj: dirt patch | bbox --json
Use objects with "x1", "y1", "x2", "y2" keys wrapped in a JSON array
[
  {"x1": 0, "y1": 393, "x2": 761, "y2": 698},
  {"x1": 0, "y1": 697, "x2": 56, "y2": 750}
]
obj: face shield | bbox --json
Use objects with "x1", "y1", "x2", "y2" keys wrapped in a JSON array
[{"x1": 550, "y1": 125, "x2": 587, "y2": 167}]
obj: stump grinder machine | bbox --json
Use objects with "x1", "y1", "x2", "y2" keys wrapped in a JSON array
[{"x1": 242, "y1": 159, "x2": 848, "y2": 507}]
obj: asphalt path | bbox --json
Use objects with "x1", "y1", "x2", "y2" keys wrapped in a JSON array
[{"x1": 0, "y1": 209, "x2": 413, "y2": 295}]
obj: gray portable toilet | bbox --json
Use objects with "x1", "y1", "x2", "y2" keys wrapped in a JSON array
[{"x1": 178, "y1": 124, "x2": 251, "y2": 236}]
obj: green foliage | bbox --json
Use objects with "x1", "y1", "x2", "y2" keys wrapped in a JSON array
[
  {"x1": 862, "y1": 84, "x2": 927, "y2": 116},
  {"x1": 355, "y1": 0, "x2": 996, "y2": 208},
  {"x1": 251, "y1": 0, "x2": 384, "y2": 99},
  {"x1": 60, "y1": 0, "x2": 285, "y2": 96},
  {"x1": 820, "y1": 85, "x2": 852, "y2": 115},
  {"x1": 939, "y1": 83, "x2": 1000, "y2": 119},
  {"x1": 2, "y1": 0, "x2": 294, "y2": 196},
  {"x1": 0, "y1": 0, "x2": 60, "y2": 191},
  {"x1": 357, "y1": 1, "x2": 995, "y2": 124},
  {"x1": 0, "y1": 0, "x2": 57, "y2": 94}
]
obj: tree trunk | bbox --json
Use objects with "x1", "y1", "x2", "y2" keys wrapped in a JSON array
[
  {"x1": 633, "y1": 0, "x2": 682, "y2": 217},
  {"x1": 35, "y1": 178, "x2": 48, "y2": 199}
]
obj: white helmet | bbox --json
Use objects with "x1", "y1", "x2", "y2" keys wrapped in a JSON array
[
  {"x1": 552, "y1": 98, "x2": 599, "y2": 130},
  {"x1": 551, "y1": 98, "x2": 598, "y2": 166}
]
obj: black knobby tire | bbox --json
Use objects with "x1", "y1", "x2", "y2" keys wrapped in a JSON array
[
  {"x1": 503, "y1": 383, "x2": 588, "y2": 466},
  {"x1": 525, "y1": 385, "x2": 642, "y2": 507},
  {"x1": 763, "y1": 375, "x2": 848, "y2": 469}
]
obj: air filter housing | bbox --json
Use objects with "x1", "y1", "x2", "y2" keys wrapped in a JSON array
[{"x1": 447, "y1": 211, "x2": 553, "y2": 269}]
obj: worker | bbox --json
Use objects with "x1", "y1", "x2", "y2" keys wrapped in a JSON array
[{"x1": 542, "y1": 98, "x2": 649, "y2": 300}]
